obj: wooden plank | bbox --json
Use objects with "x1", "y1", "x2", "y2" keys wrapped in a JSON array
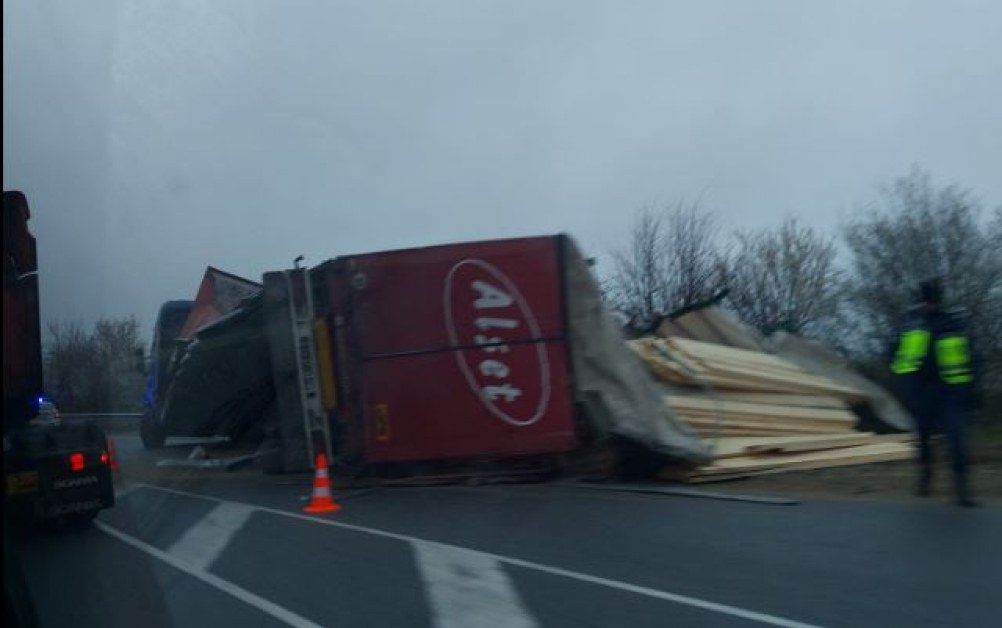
[
  {"x1": 689, "y1": 354, "x2": 815, "y2": 380},
  {"x1": 657, "y1": 371, "x2": 817, "y2": 394},
  {"x1": 691, "y1": 442, "x2": 913, "y2": 476},
  {"x1": 696, "y1": 359, "x2": 817, "y2": 383},
  {"x1": 665, "y1": 337, "x2": 865, "y2": 399},
  {"x1": 628, "y1": 341, "x2": 693, "y2": 384},
  {"x1": 741, "y1": 433, "x2": 880, "y2": 454},
  {"x1": 682, "y1": 353, "x2": 853, "y2": 390},
  {"x1": 688, "y1": 374, "x2": 815, "y2": 394},
  {"x1": 704, "y1": 433, "x2": 880, "y2": 457},
  {"x1": 677, "y1": 408, "x2": 849, "y2": 422},
  {"x1": 686, "y1": 447, "x2": 914, "y2": 481},
  {"x1": 699, "y1": 436, "x2": 858, "y2": 459},
  {"x1": 649, "y1": 362, "x2": 692, "y2": 384},
  {"x1": 682, "y1": 352, "x2": 809, "y2": 378},
  {"x1": 653, "y1": 356, "x2": 856, "y2": 396},
  {"x1": 649, "y1": 339, "x2": 707, "y2": 376},
  {"x1": 665, "y1": 396, "x2": 857, "y2": 423},
  {"x1": 741, "y1": 432, "x2": 913, "y2": 455},
  {"x1": 630, "y1": 338, "x2": 716, "y2": 385},
  {"x1": 679, "y1": 417, "x2": 848, "y2": 434},
  {"x1": 680, "y1": 415, "x2": 856, "y2": 433},
  {"x1": 693, "y1": 427, "x2": 805, "y2": 437},
  {"x1": 689, "y1": 361, "x2": 863, "y2": 398},
  {"x1": 695, "y1": 429, "x2": 815, "y2": 438},
  {"x1": 688, "y1": 429, "x2": 850, "y2": 439},
  {"x1": 702, "y1": 437, "x2": 776, "y2": 458},
  {"x1": 667, "y1": 337, "x2": 804, "y2": 372},
  {"x1": 677, "y1": 411, "x2": 851, "y2": 426},
  {"x1": 674, "y1": 407, "x2": 853, "y2": 423},
  {"x1": 658, "y1": 441, "x2": 914, "y2": 483},
  {"x1": 641, "y1": 336, "x2": 864, "y2": 401},
  {"x1": 711, "y1": 392, "x2": 848, "y2": 410}
]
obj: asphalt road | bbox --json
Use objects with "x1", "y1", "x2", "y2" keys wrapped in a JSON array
[{"x1": 10, "y1": 434, "x2": 1001, "y2": 628}]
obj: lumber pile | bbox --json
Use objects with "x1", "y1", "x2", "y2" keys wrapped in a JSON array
[
  {"x1": 630, "y1": 336, "x2": 864, "y2": 398},
  {"x1": 673, "y1": 434, "x2": 914, "y2": 483},
  {"x1": 629, "y1": 336, "x2": 914, "y2": 481}
]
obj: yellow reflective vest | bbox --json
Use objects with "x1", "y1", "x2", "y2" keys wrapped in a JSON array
[{"x1": 891, "y1": 316, "x2": 972, "y2": 385}]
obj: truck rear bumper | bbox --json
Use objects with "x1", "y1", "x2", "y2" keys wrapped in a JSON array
[{"x1": 5, "y1": 466, "x2": 114, "y2": 521}]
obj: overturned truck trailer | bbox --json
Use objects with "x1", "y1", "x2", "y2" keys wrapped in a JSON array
[{"x1": 146, "y1": 235, "x2": 711, "y2": 477}]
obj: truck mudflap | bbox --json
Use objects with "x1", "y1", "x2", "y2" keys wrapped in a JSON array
[
  {"x1": 6, "y1": 461, "x2": 114, "y2": 521},
  {"x1": 38, "y1": 465, "x2": 115, "y2": 519}
]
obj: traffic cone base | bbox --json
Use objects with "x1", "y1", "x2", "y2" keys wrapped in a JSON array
[
  {"x1": 304, "y1": 496, "x2": 342, "y2": 513},
  {"x1": 303, "y1": 452, "x2": 342, "y2": 514}
]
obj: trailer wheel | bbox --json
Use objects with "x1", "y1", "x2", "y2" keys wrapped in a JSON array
[{"x1": 140, "y1": 412, "x2": 166, "y2": 450}]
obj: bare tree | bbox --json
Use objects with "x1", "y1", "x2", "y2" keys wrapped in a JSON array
[
  {"x1": 93, "y1": 317, "x2": 145, "y2": 411},
  {"x1": 842, "y1": 167, "x2": 1002, "y2": 367},
  {"x1": 607, "y1": 200, "x2": 726, "y2": 324},
  {"x1": 608, "y1": 207, "x2": 667, "y2": 322},
  {"x1": 985, "y1": 209, "x2": 1002, "y2": 417},
  {"x1": 45, "y1": 321, "x2": 102, "y2": 411},
  {"x1": 725, "y1": 218, "x2": 842, "y2": 339},
  {"x1": 44, "y1": 316, "x2": 145, "y2": 412},
  {"x1": 662, "y1": 201, "x2": 728, "y2": 311}
]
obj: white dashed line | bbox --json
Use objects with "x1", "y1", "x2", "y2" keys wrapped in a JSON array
[
  {"x1": 415, "y1": 541, "x2": 540, "y2": 628},
  {"x1": 167, "y1": 501, "x2": 254, "y2": 571},
  {"x1": 125, "y1": 483, "x2": 827, "y2": 628},
  {"x1": 94, "y1": 520, "x2": 323, "y2": 628}
]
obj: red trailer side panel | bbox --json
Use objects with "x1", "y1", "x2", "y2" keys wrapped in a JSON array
[{"x1": 332, "y1": 236, "x2": 576, "y2": 463}]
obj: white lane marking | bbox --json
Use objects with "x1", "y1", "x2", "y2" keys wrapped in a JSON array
[
  {"x1": 415, "y1": 541, "x2": 540, "y2": 628},
  {"x1": 94, "y1": 520, "x2": 322, "y2": 628},
  {"x1": 132, "y1": 483, "x2": 826, "y2": 628},
  {"x1": 168, "y1": 502, "x2": 254, "y2": 571}
]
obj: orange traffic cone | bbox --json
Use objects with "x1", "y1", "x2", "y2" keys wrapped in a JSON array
[
  {"x1": 107, "y1": 436, "x2": 120, "y2": 470},
  {"x1": 303, "y1": 452, "x2": 341, "y2": 514}
]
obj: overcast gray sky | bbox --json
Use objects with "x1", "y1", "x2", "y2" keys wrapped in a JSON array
[{"x1": 4, "y1": 0, "x2": 1001, "y2": 337}]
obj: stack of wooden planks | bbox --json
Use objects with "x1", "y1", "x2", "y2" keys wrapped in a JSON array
[
  {"x1": 631, "y1": 336, "x2": 864, "y2": 398},
  {"x1": 664, "y1": 395, "x2": 858, "y2": 438},
  {"x1": 629, "y1": 335, "x2": 914, "y2": 482}
]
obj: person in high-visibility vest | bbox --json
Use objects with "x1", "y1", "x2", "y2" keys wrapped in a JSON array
[{"x1": 890, "y1": 278, "x2": 977, "y2": 507}]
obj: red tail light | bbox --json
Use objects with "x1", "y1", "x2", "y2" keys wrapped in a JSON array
[
  {"x1": 69, "y1": 452, "x2": 85, "y2": 471},
  {"x1": 100, "y1": 451, "x2": 110, "y2": 465}
]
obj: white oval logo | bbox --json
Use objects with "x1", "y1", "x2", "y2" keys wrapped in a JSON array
[{"x1": 444, "y1": 259, "x2": 551, "y2": 427}]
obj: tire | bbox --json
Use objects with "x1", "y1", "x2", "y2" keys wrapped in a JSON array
[{"x1": 140, "y1": 412, "x2": 166, "y2": 450}]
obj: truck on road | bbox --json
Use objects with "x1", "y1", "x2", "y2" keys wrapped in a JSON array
[
  {"x1": 140, "y1": 236, "x2": 712, "y2": 480},
  {"x1": 3, "y1": 191, "x2": 115, "y2": 526}
]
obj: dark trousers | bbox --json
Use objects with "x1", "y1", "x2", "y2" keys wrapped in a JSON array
[{"x1": 907, "y1": 381, "x2": 970, "y2": 488}]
